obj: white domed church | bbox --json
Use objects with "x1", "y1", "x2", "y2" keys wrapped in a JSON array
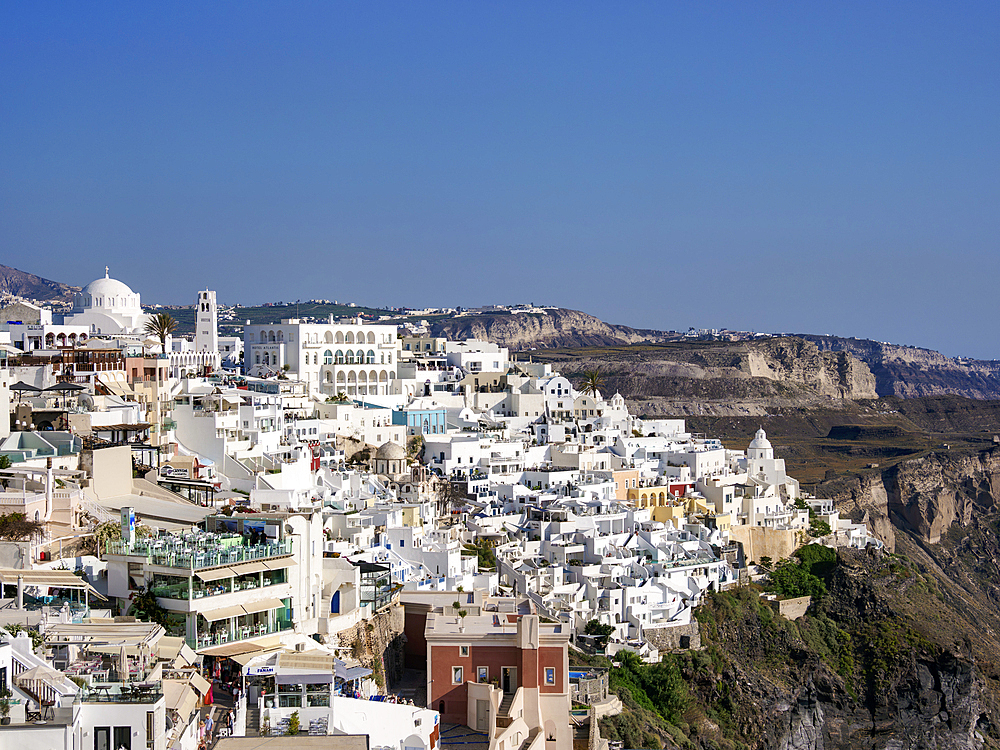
[{"x1": 65, "y1": 267, "x2": 151, "y2": 335}]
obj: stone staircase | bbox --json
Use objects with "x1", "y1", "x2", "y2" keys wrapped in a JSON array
[
  {"x1": 499, "y1": 692, "x2": 514, "y2": 716},
  {"x1": 245, "y1": 706, "x2": 261, "y2": 736},
  {"x1": 497, "y1": 692, "x2": 515, "y2": 728}
]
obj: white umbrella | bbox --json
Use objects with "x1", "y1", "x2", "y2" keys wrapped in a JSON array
[{"x1": 16, "y1": 664, "x2": 62, "y2": 683}]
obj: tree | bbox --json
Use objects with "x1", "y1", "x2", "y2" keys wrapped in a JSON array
[
  {"x1": 579, "y1": 369, "x2": 605, "y2": 398},
  {"x1": 0, "y1": 512, "x2": 44, "y2": 541},
  {"x1": 406, "y1": 435, "x2": 424, "y2": 461},
  {"x1": 143, "y1": 313, "x2": 178, "y2": 354},
  {"x1": 437, "y1": 479, "x2": 469, "y2": 519},
  {"x1": 0, "y1": 455, "x2": 11, "y2": 490},
  {"x1": 286, "y1": 710, "x2": 300, "y2": 735},
  {"x1": 584, "y1": 619, "x2": 615, "y2": 648},
  {"x1": 128, "y1": 586, "x2": 170, "y2": 628}
]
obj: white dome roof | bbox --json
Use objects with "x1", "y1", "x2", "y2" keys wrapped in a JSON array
[
  {"x1": 81, "y1": 274, "x2": 136, "y2": 299},
  {"x1": 749, "y1": 428, "x2": 772, "y2": 451}
]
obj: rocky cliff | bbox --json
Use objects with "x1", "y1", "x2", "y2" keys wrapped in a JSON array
[
  {"x1": 0, "y1": 264, "x2": 78, "y2": 304},
  {"x1": 822, "y1": 447, "x2": 1000, "y2": 552},
  {"x1": 600, "y1": 548, "x2": 999, "y2": 750},
  {"x1": 532, "y1": 337, "x2": 878, "y2": 416},
  {"x1": 802, "y1": 335, "x2": 1000, "y2": 400},
  {"x1": 428, "y1": 308, "x2": 674, "y2": 349}
]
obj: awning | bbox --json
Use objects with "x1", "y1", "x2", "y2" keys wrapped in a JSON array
[
  {"x1": 241, "y1": 598, "x2": 285, "y2": 615},
  {"x1": 0, "y1": 568, "x2": 107, "y2": 601},
  {"x1": 262, "y1": 558, "x2": 296, "y2": 570},
  {"x1": 200, "y1": 605, "x2": 245, "y2": 621},
  {"x1": 189, "y1": 672, "x2": 212, "y2": 697},
  {"x1": 276, "y1": 671, "x2": 333, "y2": 684},
  {"x1": 344, "y1": 666, "x2": 373, "y2": 682},
  {"x1": 278, "y1": 651, "x2": 334, "y2": 673},
  {"x1": 195, "y1": 567, "x2": 234, "y2": 582},
  {"x1": 229, "y1": 561, "x2": 267, "y2": 576},
  {"x1": 163, "y1": 680, "x2": 199, "y2": 718},
  {"x1": 45, "y1": 622, "x2": 163, "y2": 647},
  {"x1": 196, "y1": 635, "x2": 281, "y2": 657},
  {"x1": 230, "y1": 646, "x2": 282, "y2": 667}
]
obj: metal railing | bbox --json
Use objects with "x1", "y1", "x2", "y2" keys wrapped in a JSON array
[{"x1": 105, "y1": 537, "x2": 293, "y2": 570}]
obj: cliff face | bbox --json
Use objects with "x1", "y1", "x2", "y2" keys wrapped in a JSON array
[
  {"x1": 803, "y1": 335, "x2": 1000, "y2": 400},
  {"x1": 533, "y1": 337, "x2": 877, "y2": 416},
  {"x1": 823, "y1": 448, "x2": 1000, "y2": 552},
  {"x1": 663, "y1": 550, "x2": 999, "y2": 750},
  {"x1": 429, "y1": 308, "x2": 672, "y2": 349},
  {"x1": 0, "y1": 264, "x2": 77, "y2": 304}
]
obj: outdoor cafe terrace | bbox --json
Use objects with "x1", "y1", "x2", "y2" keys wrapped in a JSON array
[{"x1": 104, "y1": 531, "x2": 293, "y2": 570}]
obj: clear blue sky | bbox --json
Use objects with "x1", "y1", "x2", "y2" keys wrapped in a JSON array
[{"x1": 2, "y1": 2, "x2": 998, "y2": 358}]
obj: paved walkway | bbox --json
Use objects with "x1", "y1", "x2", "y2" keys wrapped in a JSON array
[
  {"x1": 391, "y1": 668, "x2": 427, "y2": 707},
  {"x1": 440, "y1": 723, "x2": 490, "y2": 750}
]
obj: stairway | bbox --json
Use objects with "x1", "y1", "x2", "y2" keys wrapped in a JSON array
[
  {"x1": 245, "y1": 706, "x2": 260, "y2": 736},
  {"x1": 518, "y1": 729, "x2": 540, "y2": 750},
  {"x1": 498, "y1": 692, "x2": 515, "y2": 717}
]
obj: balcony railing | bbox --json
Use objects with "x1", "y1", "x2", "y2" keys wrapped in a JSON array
[
  {"x1": 105, "y1": 537, "x2": 293, "y2": 570},
  {"x1": 189, "y1": 618, "x2": 293, "y2": 649},
  {"x1": 78, "y1": 684, "x2": 163, "y2": 703}
]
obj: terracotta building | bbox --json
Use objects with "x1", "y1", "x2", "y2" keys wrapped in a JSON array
[{"x1": 425, "y1": 608, "x2": 571, "y2": 750}]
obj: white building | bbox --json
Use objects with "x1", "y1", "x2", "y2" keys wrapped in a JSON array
[
  {"x1": 244, "y1": 318, "x2": 400, "y2": 396},
  {"x1": 64, "y1": 267, "x2": 151, "y2": 335}
]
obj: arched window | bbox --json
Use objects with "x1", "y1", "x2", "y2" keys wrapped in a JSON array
[
  {"x1": 260, "y1": 332, "x2": 267, "y2": 343},
  {"x1": 325, "y1": 331, "x2": 334, "y2": 344},
  {"x1": 346, "y1": 350, "x2": 355, "y2": 364},
  {"x1": 335, "y1": 350, "x2": 344, "y2": 364},
  {"x1": 367, "y1": 332, "x2": 376, "y2": 344},
  {"x1": 277, "y1": 331, "x2": 284, "y2": 342},
  {"x1": 255, "y1": 354, "x2": 261, "y2": 364},
  {"x1": 366, "y1": 349, "x2": 375, "y2": 364},
  {"x1": 313, "y1": 353, "x2": 318, "y2": 365},
  {"x1": 345, "y1": 332, "x2": 354, "y2": 344},
  {"x1": 324, "y1": 350, "x2": 333, "y2": 365},
  {"x1": 336, "y1": 372, "x2": 346, "y2": 384},
  {"x1": 335, "y1": 331, "x2": 344, "y2": 344}
]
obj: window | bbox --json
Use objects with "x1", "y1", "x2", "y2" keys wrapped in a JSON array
[
  {"x1": 452, "y1": 666, "x2": 463, "y2": 684},
  {"x1": 545, "y1": 667, "x2": 555, "y2": 685},
  {"x1": 477, "y1": 666, "x2": 488, "y2": 682},
  {"x1": 460, "y1": 645, "x2": 470, "y2": 657}
]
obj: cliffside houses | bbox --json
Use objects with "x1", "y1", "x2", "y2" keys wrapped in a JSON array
[{"x1": 0, "y1": 280, "x2": 883, "y2": 750}]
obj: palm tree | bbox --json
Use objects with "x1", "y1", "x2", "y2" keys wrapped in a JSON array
[
  {"x1": 144, "y1": 313, "x2": 178, "y2": 354},
  {"x1": 579, "y1": 369, "x2": 605, "y2": 398}
]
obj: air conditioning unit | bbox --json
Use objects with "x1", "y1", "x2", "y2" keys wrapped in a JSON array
[{"x1": 295, "y1": 642, "x2": 307, "y2": 652}]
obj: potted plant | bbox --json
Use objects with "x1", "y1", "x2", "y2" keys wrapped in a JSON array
[{"x1": 0, "y1": 690, "x2": 12, "y2": 725}]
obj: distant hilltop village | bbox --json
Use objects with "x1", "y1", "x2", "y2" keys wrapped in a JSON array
[{"x1": 0, "y1": 268, "x2": 881, "y2": 750}]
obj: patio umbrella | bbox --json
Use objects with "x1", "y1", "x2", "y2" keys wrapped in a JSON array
[
  {"x1": 16, "y1": 664, "x2": 63, "y2": 682},
  {"x1": 16, "y1": 663, "x2": 64, "y2": 700},
  {"x1": 10, "y1": 381, "x2": 41, "y2": 402},
  {"x1": 44, "y1": 382, "x2": 86, "y2": 408}
]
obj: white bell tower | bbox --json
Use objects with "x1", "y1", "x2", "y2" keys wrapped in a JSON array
[{"x1": 195, "y1": 290, "x2": 219, "y2": 354}]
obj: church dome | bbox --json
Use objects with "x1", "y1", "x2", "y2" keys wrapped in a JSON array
[
  {"x1": 73, "y1": 267, "x2": 141, "y2": 313},
  {"x1": 375, "y1": 441, "x2": 407, "y2": 461},
  {"x1": 81, "y1": 275, "x2": 136, "y2": 300},
  {"x1": 749, "y1": 428, "x2": 772, "y2": 451}
]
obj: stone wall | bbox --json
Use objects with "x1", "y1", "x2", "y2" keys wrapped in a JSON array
[
  {"x1": 642, "y1": 621, "x2": 701, "y2": 651},
  {"x1": 336, "y1": 604, "x2": 406, "y2": 688},
  {"x1": 771, "y1": 595, "x2": 811, "y2": 621},
  {"x1": 728, "y1": 525, "x2": 801, "y2": 564}
]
